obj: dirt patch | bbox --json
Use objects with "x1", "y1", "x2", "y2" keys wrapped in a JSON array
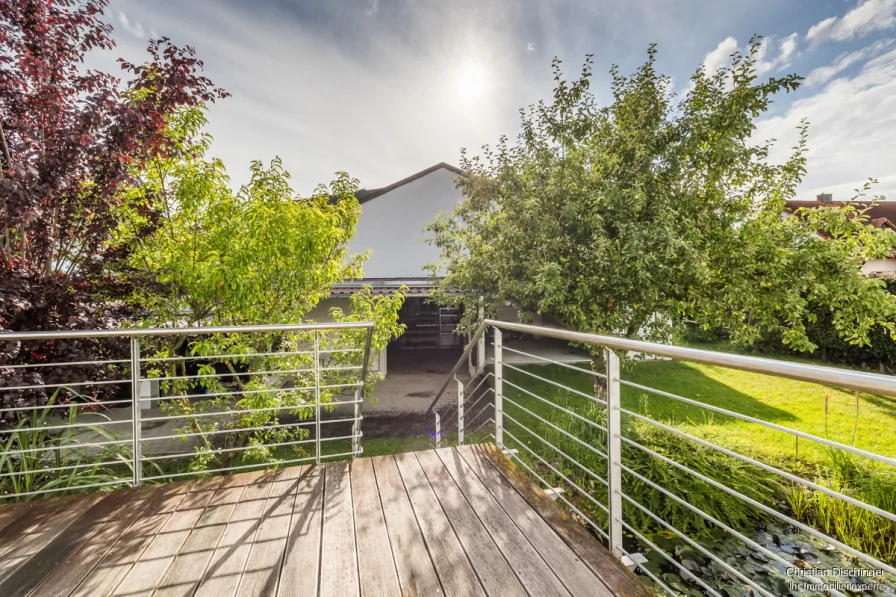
[{"x1": 406, "y1": 391, "x2": 434, "y2": 398}]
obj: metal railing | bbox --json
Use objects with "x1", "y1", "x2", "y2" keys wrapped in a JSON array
[
  {"x1": 428, "y1": 319, "x2": 896, "y2": 596},
  {"x1": 0, "y1": 322, "x2": 374, "y2": 501}
]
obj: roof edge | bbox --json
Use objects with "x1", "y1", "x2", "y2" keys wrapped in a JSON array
[{"x1": 357, "y1": 162, "x2": 462, "y2": 204}]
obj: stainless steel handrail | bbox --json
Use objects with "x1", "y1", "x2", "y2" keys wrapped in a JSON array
[
  {"x1": 426, "y1": 320, "x2": 488, "y2": 413},
  {"x1": 0, "y1": 321, "x2": 373, "y2": 341}
]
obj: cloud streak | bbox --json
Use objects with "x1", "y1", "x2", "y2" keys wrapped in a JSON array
[{"x1": 806, "y1": 0, "x2": 896, "y2": 46}]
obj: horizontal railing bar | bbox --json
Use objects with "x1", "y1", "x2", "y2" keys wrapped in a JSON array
[
  {"x1": 503, "y1": 378, "x2": 609, "y2": 434},
  {"x1": 0, "y1": 358, "x2": 130, "y2": 370},
  {"x1": 466, "y1": 372, "x2": 493, "y2": 398},
  {"x1": 503, "y1": 395, "x2": 609, "y2": 461},
  {"x1": 139, "y1": 416, "x2": 361, "y2": 442},
  {"x1": 620, "y1": 407, "x2": 896, "y2": 523},
  {"x1": 0, "y1": 438, "x2": 132, "y2": 457},
  {"x1": 504, "y1": 428, "x2": 610, "y2": 515},
  {"x1": 618, "y1": 378, "x2": 896, "y2": 467},
  {"x1": 442, "y1": 385, "x2": 494, "y2": 427},
  {"x1": 503, "y1": 448, "x2": 610, "y2": 542},
  {"x1": 0, "y1": 399, "x2": 133, "y2": 415},
  {"x1": 141, "y1": 449, "x2": 361, "y2": 481},
  {"x1": 154, "y1": 381, "x2": 361, "y2": 403},
  {"x1": 469, "y1": 417, "x2": 495, "y2": 438},
  {"x1": 140, "y1": 348, "x2": 361, "y2": 363},
  {"x1": 503, "y1": 411, "x2": 609, "y2": 491},
  {"x1": 620, "y1": 465, "x2": 847, "y2": 597},
  {"x1": 427, "y1": 320, "x2": 489, "y2": 413},
  {"x1": 463, "y1": 401, "x2": 496, "y2": 430},
  {"x1": 622, "y1": 522, "x2": 724, "y2": 597},
  {"x1": 0, "y1": 458, "x2": 130, "y2": 479},
  {"x1": 486, "y1": 319, "x2": 896, "y2": 397},
  {"x1": 140, "y1": 399, "x2": 362, "y2": 423},
  {"x1": 501, "y1": 345, "x2": 604, "y2": 379},
  {"x1": 140, "y1": 364, "x2": 360, "y2": 383},
  {"x1": 140, "y1": 434, "x2": 360, "y2": 462},
  {"x1": 620, "y1": 434, "x2": 896, "y2": 577},
  {"x1": 0, "y1": 378, "x2": 130, "y2": 392},
  {"x1": 622, "y1": 552, "x2": 677, "y2": 597},
  {"x1": 0, "y1": 321, "x2": 375, "y2": 341},
  {"x1": 504, "y1": 363, "x2": 607, "y2": 405},
  {"x1": 620, "y1": 491, "x2": 775, "y2": 597},
  {"x1": 0, "y1": 478, "x2": 132, "y2": 500},
  {"x1": 0, "y1": 418, "x2": 131, "y2": 435}
]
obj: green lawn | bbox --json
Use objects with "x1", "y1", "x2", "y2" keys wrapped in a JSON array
[{"x1": 500, "y1": 358, "x2": 896, "y2": 469}]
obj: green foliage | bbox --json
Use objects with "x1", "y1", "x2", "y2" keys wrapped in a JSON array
[
  {"x1": 0, "y1": 392, "x2": 134, "y2": 501},
  {"x1": 426, "y1": 38, "x2": 896, "y2": 353},
  {"x1": 115, "y1": 107, "x2": 405, "y2": 474}
]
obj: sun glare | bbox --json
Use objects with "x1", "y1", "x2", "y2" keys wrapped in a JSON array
[{"x1": 456, "y1": 63, "x2": 488, "y2": 105}]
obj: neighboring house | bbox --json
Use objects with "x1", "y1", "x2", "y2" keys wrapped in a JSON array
[
  {"x1": 307, "y1": 162, "x2": 542, "y2": 375},
  {"x1": 784, "y1": 194, "x2": 896, "y2": 276}
]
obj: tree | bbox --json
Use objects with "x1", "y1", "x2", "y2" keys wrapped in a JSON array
[
  {"x1": 120, "y1": 108, "x2": 404, "y2": 471},
  {"x1": 0, "y1": 0, "x2": 226, "y2": 420},
  {"x1": 426, "y1": 39, "x2": 896, "y2": 357}
]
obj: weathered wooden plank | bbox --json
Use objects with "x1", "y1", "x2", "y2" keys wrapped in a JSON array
[
  {"x1": 372, "y1": 455, "x2": 444, "y2": 597},
  {"x1": 68, "y1": 482, "x2": 195, "y2": 597},
  {"x1": 458, "y1": 445, "x2": 613, "y2": 597},
  {"x1": 350, "y1": 457, "x2": 400, "y2": 597},
  {"x1": 0, "y1": 489, "x2": 132, "y2": 597},
  {"x1": 436, "y1": 447, "x2": 572, "y2": 596},
  {"x1": 394, "y1": 452, "x2": 485, "y2": 596},
  {"x1": 0, "y1": 501, "x2": 36, "y2": 536},
  {"x1": 236, "y1": 466, "x2": 304, "y2": 597},
  {"x1": 111, "y1": 486, "x2": 210, "y2": 597},
  {"x1": 414, "y1": 450, "x2": 528, "y2": 597},
  {"x1": 0, "y1": 493, "x2": 85, "y2": 558},
  {"x1": 277, "y1": 464, "x2": 325, "y2": 597},
  {"x1": 26, "y1": 486, "x2": 161, "y2": 597},
  {"x1": 192, "y1": 472, "x2": 276, "y2": 597},
  {"x1": 320, "y1": 460, "x2": 360, "y2": 597},
  {"x1": 0, "y1": 492, "x2": 104, "y2": 585},
  {"x1": 152, "y1": 478, "x2": 248, "y2": 597},
  {"x1": 474, "y1": 444, "x2": 651, "y2": 597}
]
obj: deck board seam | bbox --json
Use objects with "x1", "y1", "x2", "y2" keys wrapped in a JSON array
[
  {"x1": 316, "y1": 464, "x2": 326, "y2": 597},
  {"x1": 269, "y1": 469, "x2": 303, "y2": 597},
  {"x1": 412, "y1": 449, "x2": 505, "y2": 597},
  {"x1": 369, "y1": 455, "x2": 403, "y2": 597},
  {"x1": 471, "y1": 445, "x2": 633, "y2": 597},
  {"x1": 438, "y1": 447, "x2": 572, "y2": 596},
  {"x1": 227, "y1": 474, "x2": 278, "y2": 597},
  {"x1": 391, "y1": 454, "x2": 449, "y2": 597},
  {"x1": 458, "y1": 446, "x2": 595, "y2": 597},
  {"x1": 348, "y1": 462, "x2": 363, "y2": 597}
]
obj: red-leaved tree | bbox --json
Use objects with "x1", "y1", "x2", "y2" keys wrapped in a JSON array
[{"x1": 0, "y1": 0, "x2": 228, "y2": 420}]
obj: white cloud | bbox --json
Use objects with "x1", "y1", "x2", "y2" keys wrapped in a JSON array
[
  {"x1": 117, "y1": 11, "x2": 145, "y2": 39},
  {"x1": 779, "y1": 33, "x2": 798, "y2": 62},
  {"x1": 806, "y1": 0, "x2": 896, "y2": 46},
  {"x1": 755, "y1": 48, "x2": 896, "y2": 200},
  {"x1": 366, "y1": 0, "x2": 378, "y2": 17},
  {"x1": 805, "y1": 38, "x2": 895, "y2": 86},
  {"x1": 526, "y1": 42, "x2": 536, "y2": 52},
  {"x1": 702, "y1": 36, "x2": 738, "y2": 74}
]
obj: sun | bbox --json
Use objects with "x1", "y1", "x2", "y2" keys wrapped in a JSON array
[{"x1": 456, "y1": 63, "x2": 488, "y2": 105}]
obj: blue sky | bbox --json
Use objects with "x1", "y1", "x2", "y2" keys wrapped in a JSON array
[{"x1": 90, "y1": 0, "x2": 896, "y2": 200}]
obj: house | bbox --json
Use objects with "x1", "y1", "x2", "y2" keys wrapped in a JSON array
[
  {"x1": 307, "y1": 162, "x2": 546, "y2": 376},
  {"x1": 784, "y1": 194, "x2": 896, "y2": 277}
]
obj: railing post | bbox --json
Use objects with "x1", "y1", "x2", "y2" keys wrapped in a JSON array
[
  {"x1": 605, "y1": 348, "x2": 623, "y2": 557},
  {"x1": 435, "y1": 411, "x2": 441, "y2": 449},
  {"x1": 477, "y1": 303, "x2": 486, "y2": 374},
  {"x1": 354, "y1": 326, "x2": 373, "y2": 460},
  {"x1": 130, "y1": 338, "x2": 142, "y2": 487},
  {"x1": 457, "y1": 378, "x2": 465, "y2": 445},
  {"x1": 313, "y1": 331, "x2": 321, "y2": 464},
  {"x1": 352, "y1": 388, "x2": 362, "y2": 458},
  {"x1": 494, "y1": 326, "x2": 503, "y2": 450}
]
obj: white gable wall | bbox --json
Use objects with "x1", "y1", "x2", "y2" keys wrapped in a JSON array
[{"x1": 348, "y1": 167, "x2": 461, "y2": 278}]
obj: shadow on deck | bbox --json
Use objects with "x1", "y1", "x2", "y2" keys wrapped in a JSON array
[{"x1": 0, "y1": 444, "x2": 648, "y2": 597}]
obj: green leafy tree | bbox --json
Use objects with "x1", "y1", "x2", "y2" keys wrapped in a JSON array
[
  {"x1": 426, "y1": 39, "x2": 895, "y2": 357},
  {"x1": 118, "y1": 108, "x2": 404, "y2": 472}
]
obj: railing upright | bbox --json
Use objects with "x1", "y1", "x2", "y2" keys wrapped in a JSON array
[
  {"x1": 494, "y1": 326, "x2": 504, "y2": 450},
  {"x1": 457, "y1": 378, "x2": 465, "y2": 445},
  {"x1": 313, "y1": 331, "x2": 321, "y2": 464},
  {"x1": 605, "y1": 348, "x2": 623, "y2": 557},
  {"x1": 130, "y1": 338, "x2": 142, "y2": 487},
  {"x1": 435, "y1": 411, "x2": 441, "y2": 448}
]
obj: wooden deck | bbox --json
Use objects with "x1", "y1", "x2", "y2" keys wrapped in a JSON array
[{"x1": 0, "y1": 444, "x2": 648, "y2": 597}]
